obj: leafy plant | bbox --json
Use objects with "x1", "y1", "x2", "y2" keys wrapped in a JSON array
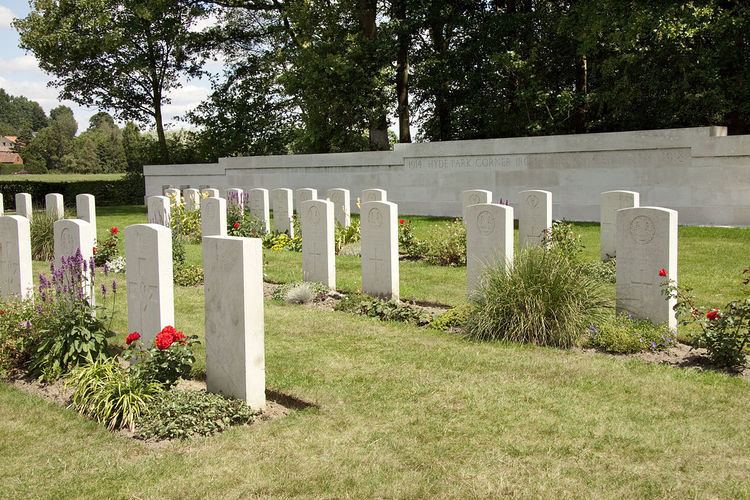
[
  {"x1": 170, "y1": 201, "x2": 202, "y2": 244},
  {"x1": 29, "y1": 250, "x2": 117, "y2": 381},
  {"x1": 0, "y1": 300, "x2": 45, "y2": 378},
  {"x1": 67, "y1": 358, "x2": 162, "y2": 431},
  {"x1": 172, "y1": 227, "x2": 186, "y2": 266},
  {"x1": 430, "y1": 304, "x2": 473, "y2": 332},
  {"x1": 125, "y1": 326, "x2": 199, "y2": 389},
  {"x1": 173, "y1": 264, "x2": 204, "y2": 287},
  {"x1": 466, "y1": 246, "x2": 610, "y2": 348},
  {"x1": 30, "y1": 210, "x2": 55, "y2": 261},
  {"x1": 335, "y1": 294, "x2": 433, "y2": 326},
  {"x1": 586, "y1": 315, "x2": 675, "y2": 354},
  {"x1": 398, "y1": 218, "x2": 427, "y2": 258},
  {"x1": 334, "y1": 219, "x2": 360, "y2": 254},
  {"x1": 542, "y1": 220, "x2": 583, "y2": 259},
  {"x1": 94, "y1": 226, "x2": 120, "y2": 266},
  {"x1": 227, "y1": 206, "x2": 264, "y2": 237},
  {"x1": 425, "y1": 219, "x2": 466, "y2": 266},
  {"x1": 137, "y1": 389, "x2": 257, "y2": 440},
  {"x1": 582, "y1": 258, "x2": 617, "y2": 284},
  {"x1": 662, "y1": 269, "x2": 750, "y2": 369},
  {"x1": 264, "y1": 232, "x2": 302, "y2": 252}
]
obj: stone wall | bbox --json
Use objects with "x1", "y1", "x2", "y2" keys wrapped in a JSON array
[{"x1": 144, "y1": 126, "x2": 750, "y2": 226}]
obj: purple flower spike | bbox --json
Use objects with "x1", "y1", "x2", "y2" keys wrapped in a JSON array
[{"x1": 101, "y1": 284, "x2": 107, "y2": 297}]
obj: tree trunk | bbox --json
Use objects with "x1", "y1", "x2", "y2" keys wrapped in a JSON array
[
  {"x1": 393, "y1": 0, "x2": 411, "y2": 143},
  {"x1": 429, "y1": 19, "x2": 452, "y2": 141},
  {"x1": 358, "y1": 0, "x2": 390, "y2": 150},
  {"x1": 153, "y1": 95, "x2": 170, "y2": 164}
]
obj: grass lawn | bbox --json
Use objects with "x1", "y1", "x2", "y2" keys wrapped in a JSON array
[
  {"x1": 2, "y1": 205, "x2": 749, "y2": 497},
  {"x1": 0, "y1": 173, "x2": 126, "y2": 182}
]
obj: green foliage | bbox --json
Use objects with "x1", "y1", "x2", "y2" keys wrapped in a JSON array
[
  {"x1": 30, "y1": 210, "x2": 55, "y2": 261},
  {"x1": 0, "y1": 88, "x2": 48, "y2": 136},
  {"x1": 425, "y1": 219, "x2": 466, "y2": 266},
  {"x1": 334, "y1": 219, "x2": 361, "y2": 255},
  {"x1": 170, "y1": 200, "x2": 202, "y2": 244},
  {"x1": 173, "y1": 265, "x2": 204, "y2": 287},
  {"x1": 265, "y1": 232, "x2": 302, "y2": 252},
  {"x1": 227, "y1": 207, "x2": 264, "y2": 238},
  {"x1": 543, "y1": 221, "x2": 583, "y2": 260},
  {"x1": 1, "y1": 174, "x2": 145, "y2": 209},
  {"x1": 430, "y1": 304, "x2": 473, "y2": 332},
  {"x1": 272, "y1": 281, "x2": 329, "y2": 303},
  {"x1": 663, "y1": 270, "x2": 750, "y2": 369},
  {"x1": 466, "y1": 247, "x2": 610, "y2": 348},
  {"x1": 587, "y1": 315, "x2": 676, "y2": 354},
  {"x1": 137, "y1": 389, "x2": 257, "y2": 440},
  {"x1": 398, "y1": 219, "x2": 427, "y2": 258},
  {"x1": 335, "y1": 294, "x2": 433, "y2": 326},
  {"x1": 172, "y1": 229, "x2": 186, "y2": 267},
  {"x1": 582, "y1": 259, "x2": 617, "y2": 284},
  {"x1": 125, "y1": 327, "x2": 199, "y2": 389},
  {"x1": 0, "y1": 300, "x2": 46, "y2": 378},
  {"x1": 67, "y1": 358, "x2": 161, "y2": 431},
  {"x1": 94, "y1": 226, "x2": 120, "y2": 266}
]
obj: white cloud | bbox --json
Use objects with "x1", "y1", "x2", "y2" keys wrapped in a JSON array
[
  {"x1": 1, "y1": 54, "x2": 39, "y2": 72},
  {"x1": 0, "y1": 5, "x2": 14, "y2": 28}
]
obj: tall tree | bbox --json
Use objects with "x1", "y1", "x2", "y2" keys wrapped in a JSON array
[{"x1": 15, "y1": 0, "x2": 209, "y2": 163}]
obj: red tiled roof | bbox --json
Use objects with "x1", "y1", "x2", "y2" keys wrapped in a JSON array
[{"x1": 0, "y1": 151, "x2": 23, "y2": 164}]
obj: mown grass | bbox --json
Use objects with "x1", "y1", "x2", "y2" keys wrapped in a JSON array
[{"x1": 4, "y1": 205, "x2": 749, "y2": 497}]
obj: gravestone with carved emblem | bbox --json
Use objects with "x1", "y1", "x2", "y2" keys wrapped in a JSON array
[
  {"x1": 302, "y1": 199, "x2": 335, "y2": 288},
  {"x1": 465, "y1": 203, "x2": 514, "y2": 295},
  {"x1": 360, "y1": 201, "x2": 399, "y2": 299}
]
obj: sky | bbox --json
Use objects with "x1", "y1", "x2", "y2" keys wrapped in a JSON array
[{"x1": 0, "y1": 0, "x2": 215, "y2": 132}]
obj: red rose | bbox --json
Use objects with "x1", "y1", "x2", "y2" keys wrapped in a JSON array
[
  {"x1": 155, "y1": 331, "x2": 174, "y2": 350},
  {"x1": 658, "y1": 268, "x2": 668, "y2": 277},
  {"x1": 233, "y1": 221, "x2": 241, "y2": 230},
  {"x1": 110, "y1": 226, "x2": 119, "y2": 235},
  {"x1": 173, "y1": 330, "x2": 187, "y2": 344},
  {"x1": 706, "y1": 309, "x2": 720, "y2": 320},
  {"x1": 125, "y1": 332, "x2": 141, "y2": 345},
  {"x1": 399, "y1": 219, "x2": 405, "y2": 225}
]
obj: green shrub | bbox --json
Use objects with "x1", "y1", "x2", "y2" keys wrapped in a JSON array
[
  {"x1": 171, "y1": 201, "x2": 202, "y2": 244},
  {"x1": 336, "y1": 294, "x2": 433, "y2": 326},
  {"x1": 137, "y1": 389, "x2": 258, "y2": 440},
  {"x1": 272, "y1": 281, "x2": 329, "y2": 302},
  {"x1": 586, "y1": 314, "x2": 676, "y2": 354},
  {"x1": 425, "y1": 219, "x2": 466, "y2": 266},
  {"x1": 94, "y1": 226, "x2": 121, "y2": 266},
  {"x1": 30, "y1": 210, "x2": 55, "y2": 261},
  {"x1": 582, "y1": 258, "x2": 617, "y2": 284},
  {"x1": 466, "y1": 246, "x2": 610, "y2": 348},
  {"x1": 173, "y1": 264, "x2": 204, "y2": 287},
  {"x1": 265, "y1": 232, "x2": 302, "y2": 252},
  {"x1": 172, "y1": 227, "x2": 186, "y2": 266},
  {"x1": 542, "y1": 220, "x2": 583, "y2": 259},
  {"x1": 430, "y1": 304, "x2": 473, "y2": 332},
  {"x1": 398, "y1": 219, "x2": 426, "y2": 258},
  {"x1": 227, "y1": 207, "x2": 264, "y2": 238},
  {"x1": 67, "y1": 358, "x2": 162, "y2": 431},
  {"x1": 335, "y1": 219, "x2": 361, "y2": 254},
  {"x1": 125, "y1": 326, "x2": 198, "y2": 389},
  {"x1": 0, "y1": 300, "x2": 46, "y2": 378},
  {"x1": 1, "y1": 172, "x2": 145, "y2": 209}
]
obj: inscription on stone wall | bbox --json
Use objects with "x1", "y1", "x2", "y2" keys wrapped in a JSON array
[{"x1": 404, "y1": 156, "x2": 528, "y2": 170}]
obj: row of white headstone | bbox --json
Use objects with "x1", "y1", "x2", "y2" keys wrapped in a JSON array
[
  {"x1": 2, "y1": 192, "x2": 98, "y2": 237},
  {"x1": 0, "y1": 211, "x2": 266, "y2": 411}
]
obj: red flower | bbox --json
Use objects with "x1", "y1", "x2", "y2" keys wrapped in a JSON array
[
  {"x1": 125, "y1": 332, "x2": 141, "y2": 345},
  {"x1": 110, "y1": 226, "x2": 119, "y2": 235},
  {"x1": 155, "y1": 331, "x2": 174, "y2": 350},
  {"x1": 233, "y1": 221, "x2": 241, "y2": 230},
  {"x1": 93, "y1": 246, "x2": 97, "y2": 255},
  {"x1": 658, "y1": 268, "x2": 668, "y2": 277},
  {"x1": 706, "y1": 309, "x2": 720, "y2": 320},
  {"x1": 173, "y1": 330, "x2": 187, "y2": 344},
  {"x1": 399, "y1": 219, "x2": 405, "y2": 225}
]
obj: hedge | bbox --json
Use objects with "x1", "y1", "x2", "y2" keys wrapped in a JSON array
[{"x1": 0, "y1": 174, "x2": 145, "y2": 209}]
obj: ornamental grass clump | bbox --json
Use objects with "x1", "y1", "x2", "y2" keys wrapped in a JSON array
[
  {"x1": 466, "y1": 246, "x2": 610, "y2": 348},
  {"x1": 30, "y1": 210, "x2": 55, "y2": 261}
]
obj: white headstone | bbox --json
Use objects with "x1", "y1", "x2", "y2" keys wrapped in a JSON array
[
  {"x1": 147, "y1": 196, "x2": 171, "y2": 227},
  {"x1": 248, "y1": 188, "x2": 270, "y2": 233},
  {"x1": 465, "y1": 203, "x2": 514, "y2": 295},
  {"x1": 125, "y1": 224, "x2": 175, "y2": 345},
  {"x1": 0, "y1": 215, "x2": 33, "y2": 300},
  {"x1": 46, "y1": 193, "x2": 64, "y2": 221},
  {"x1": 53, "y1": 219, "x2": 95, "y2": 304},
  {"x1": 15, "y1": 193, "x2": 32, "y2": 221},
  {"x1": 461, "y1": 189, "x2": 492, "y2": 222},
  {"x1": 183, "y1": 188, "x2": 201, "y2": 211},
  {"x1": 201, "y1": 197, "x2": 227, "y2": 237},
  {"x1": 202, "y1": 188, "x2": 220, "y2": 199},
  {"x1": 203, "y1": 235, "x2": 265, "y2": 410},
  {"x1": 75, "y1": 194, "x2": 97, "y2": 240},
  {"x1": 326, "y1": 188, "x2": 351, "y2": 227},
  {"x1": 271, "y1": 188, "x2": 294, "y2": 236},
  {"x1": 360, "y1": 201, "x2": 399, "y2": 300},
  {"x1": 227, "y1": 188, "x2": 244, "y2": 210},
  {"x1": 302, "y1": 199, "x2": 335, "y2": 288},
  {"x1": 295, "y1": 188, "x2": 317, "y2": 212},
  {"x1": 518, "y1": 190, "x2": 552, "y2": 249},
  {"x1": 362, "y1": 189, "x2": 387, "y2": 203},
  {"x1": 0, "y1": 194, "x2": 4, "y2": 216},
  {"x1": 616, "y1": 207, "x2": 678, "y2": 329},
  {"x1": 600, "y1": 190, "x2": 640, "y2": 260},
  {"x1": 164, "y1": 188, "x2": 181, "y2": 206}
]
